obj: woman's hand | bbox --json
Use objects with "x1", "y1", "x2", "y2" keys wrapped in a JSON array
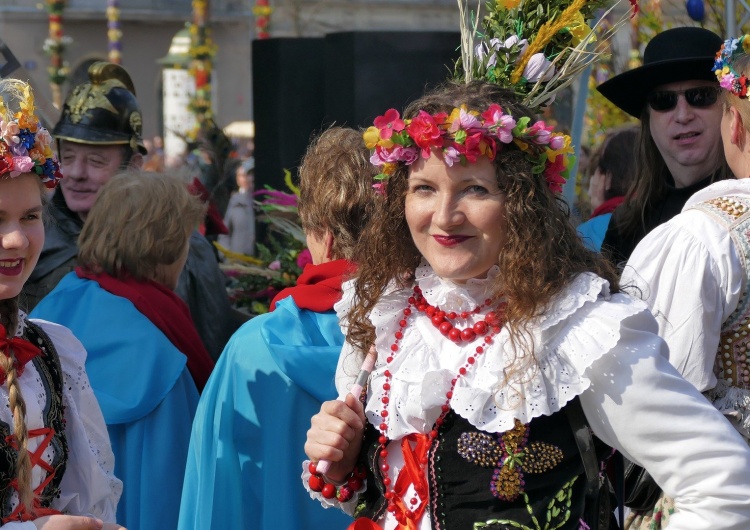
[
  {"x1": 32, "y1": 515, "x2": 127, "y2": 530},
  {"x1": 305, "y1": 393, "x2": 366, "y2": 482}
]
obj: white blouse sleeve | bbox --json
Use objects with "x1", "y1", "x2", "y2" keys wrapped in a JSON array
[
  {"x1": 579, "y1": 311, "x2": 750, "y2": 529},
  {"x1": 32, "y1": 320, "x2": 122, "y2": 522},
  {"x1": 621, "y1": 211, "x2": 743, "y2": 391}
]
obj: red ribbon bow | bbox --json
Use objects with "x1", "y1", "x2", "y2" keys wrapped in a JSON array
[{"x1": 0, "y1": 327, "x2": 42, "y2": 385}]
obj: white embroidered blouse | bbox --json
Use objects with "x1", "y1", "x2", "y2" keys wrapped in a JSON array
[
  {"x1": 306, "y1": 263, "x2": 750, "y2": 529},
  {"x1": 1, "y1": 314, "x2": 121, "y2": 529}
]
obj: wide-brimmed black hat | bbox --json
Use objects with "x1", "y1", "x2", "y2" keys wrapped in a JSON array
[
  {"x1": 53, "y1": 61, "x2": 147, "y2": 155},
  {"x1": 597, "y1": 27, "x2": 722, "y2": 118}
]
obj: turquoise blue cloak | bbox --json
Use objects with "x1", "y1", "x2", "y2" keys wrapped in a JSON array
[
  {"x1": 31, "y1": 272, "x2": 199, "y2": 530},
  {"x1": 577, "y1": 212, "x2": 612, "y2": 252},
  {"x1": 177, "y1": 296, "x2": 351, "y2": 530}
]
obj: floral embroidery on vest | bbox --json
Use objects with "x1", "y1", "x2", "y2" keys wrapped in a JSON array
[{"x1": 458, "y1": 419, "x2": 564, "y2": 501}]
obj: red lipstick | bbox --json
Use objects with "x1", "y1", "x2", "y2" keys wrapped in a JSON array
[
  {"x1": 0, "y1": 259, "x2": 23, "y2": 276},
  {"x1": 433, "y1": 235, "x2": 471, "y2": 247}
]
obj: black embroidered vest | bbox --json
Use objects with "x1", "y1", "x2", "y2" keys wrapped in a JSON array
[
  {"x1": 354, "y1": 398, "x2": 614, "y2": 530},
  {"x1": 0, "y1": 321, "x2": 68, "y2": 519}
]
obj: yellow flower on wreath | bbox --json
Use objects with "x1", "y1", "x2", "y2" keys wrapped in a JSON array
[
  {"x1": 363, "y1": 126, "x2": 394, "y2": 149},
  {"x1": 496, "y1": 0, "x2": 521, "y2": 9},
  {"x1": 568, "y1": 11, "x2": 593, "y2": 47}
]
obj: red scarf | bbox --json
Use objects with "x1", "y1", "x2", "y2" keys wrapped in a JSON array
[
  {"x1": 589, "y1": 196, "x2": 625, "y2": 219},
  {"x1": 270, "y1": 259, "x2": 355, "y2": 312},
  {"x1": 75, "y1": 267, "x2": 214, "y2": 392}
]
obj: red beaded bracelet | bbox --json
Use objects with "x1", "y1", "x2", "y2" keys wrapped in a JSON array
[{"x1": 308, "y1": 461, "x2": 367, "y2": 502}]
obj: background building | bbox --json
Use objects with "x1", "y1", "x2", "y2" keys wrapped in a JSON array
[{"x1": 0, "y1": 0, "x2": 456, "y2": 142}]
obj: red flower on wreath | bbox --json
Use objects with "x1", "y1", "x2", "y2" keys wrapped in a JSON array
[
  {"x1": 0, "y1": 155, "x2": 13, "y2": 177},
  {"x1": 406, "y1": 111, "x2": 446, "y2": 157},
  {"x1": 544, "y1": 154, "x2": 567, "y2": 194}
]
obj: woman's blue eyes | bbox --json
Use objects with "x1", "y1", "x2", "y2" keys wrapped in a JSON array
[{"x1": 411, "y1": 185, "x2": 489, "y2": 194}]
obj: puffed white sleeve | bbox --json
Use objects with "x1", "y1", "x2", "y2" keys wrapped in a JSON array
[
  {"x1": 621, "y1": 211, "x2": 742, "y2": 391},
  {"x1": 579, "y1": 310, "x2": 750, "y2": 529},
  {"x1": 333, "y1": 279, "x2": 364, "y2": 398},
  {"x1": 31, "y1": 320, "x2": 122, "y2": 522}
]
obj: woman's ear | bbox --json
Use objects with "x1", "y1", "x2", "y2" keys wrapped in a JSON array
[
  {"x1": 323, "y1": 230, "x2": 335, "y2": 261},
  {"x1": 730, "y1": 106, "x2": 746, "y2": 148}
]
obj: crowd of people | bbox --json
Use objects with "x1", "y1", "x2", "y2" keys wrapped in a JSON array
[{"x1": 1, "y1": 3, "x2": 750, "y2": 530}]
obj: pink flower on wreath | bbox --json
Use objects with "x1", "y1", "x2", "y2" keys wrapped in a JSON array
[
  {"x1": 371, "y1": 145, "x2": 419, "y2": 166},
  {"x1": 481, "y1": 104, "x2": 504, "y2": 125},
  {"x1": 442, "y1": 145, "x2": 461, "y2": 167},
  {"x1": 526, "y1": 120, "x2": 554, "y2": 145},
  {"x1": 407, "y1": 111, "x2": 446, "y2": 157},
  {"x1": 373, "y1": 109, "x2": 405, "y2": 140},
  {"x1": 268, "y1": 260, "x2": 281, "y2": 271},
  {"x1": 481, "y1": 105, "x2": 516, "y2": 143},
  {"x1": 447, "y1": 106, "x2": 482, "y2": 133},
  {"x1": 1, "y1": 121, "x2": 20, "y2": 147},
  {"x1": 549, "y1": 135, "x2": 565, "y2": 151},
  {"x1": 296, "y1": 248, "x2": 313, "y2": 269},
  {"x1": 10, "y1": 156, "x2": 33, "y2": 177},
  {"x1": 720, "y1": 72, "x2": 737, "y2": 91}
]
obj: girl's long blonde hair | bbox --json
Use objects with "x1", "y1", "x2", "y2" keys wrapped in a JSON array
[{"x1": 0, "y1": 298, "x2": 35, "y2": 516}]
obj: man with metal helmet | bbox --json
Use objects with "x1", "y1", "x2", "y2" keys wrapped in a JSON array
[{"x1": 25, "y1": 61, "x2": 238, "y2": 361}]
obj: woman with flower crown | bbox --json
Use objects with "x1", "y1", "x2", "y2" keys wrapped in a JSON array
[
  {"x1": 0, "y1": 80, "x2": 123, "y2": 529},
  {"x1": 301, "y1": 37, "x2": 750, "y2": 530}
]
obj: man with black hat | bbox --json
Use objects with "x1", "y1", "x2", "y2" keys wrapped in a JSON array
[
  {"x1": 25, "y1": 61, "x2": 238, "y2": 360},
  {"x1": 597, "y1": 26, "x2": 731, "y2": 265}
]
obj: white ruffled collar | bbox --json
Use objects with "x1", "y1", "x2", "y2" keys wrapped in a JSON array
[
  {"x1": 363, "y1": 266, "x2": 645, "y2": 437},
  {"x1": 415, "y1": 261, "x2": 501, "y2": 312}
]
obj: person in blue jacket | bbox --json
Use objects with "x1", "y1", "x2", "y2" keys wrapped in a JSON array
[
  {"x1": 32, "y1": 170, "x2": 214, "y2": 530},
  {"x1": 177, "y1": 126, "x2": 376, "y2": 530},
  {"x1": 577, "y1": 126, "x2": 638, "y2": 251}
]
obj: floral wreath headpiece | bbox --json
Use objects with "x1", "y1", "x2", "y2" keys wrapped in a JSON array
[
  {"x1": 364, "y1": 104, "x2": 573, "y2": 194},
  {"x1": 714, "y1": 35, "x2": 750, "y2": 98},
  {"x1": 0, "y1": 79, "x2": 63, "y2": 188}
]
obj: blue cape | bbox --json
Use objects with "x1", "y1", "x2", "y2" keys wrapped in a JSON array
[
  {"x1": 32, "y1": 273, "x2": 199, "y2": 530},
  {"x1": 178, "y1": 296, "x2": 351, "y2": 529}
]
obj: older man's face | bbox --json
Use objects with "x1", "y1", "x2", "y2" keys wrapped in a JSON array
[
  {"x1": 648, "y1": 80, "x2": 724, "y2": 187},
  {"x1": 59, "y1": 142, "x2": 127, "y2": 221}
]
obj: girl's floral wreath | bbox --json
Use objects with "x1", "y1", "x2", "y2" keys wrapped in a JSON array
[
  {"x1": 363, "y1": 104, "x2": 573, "y2": 194},
  {"x1": 0, "y1": 79, "x2": 62, "y2": 188},
  {"x1": 714, "y1": 35, "x2": 750, "y2": 98}
]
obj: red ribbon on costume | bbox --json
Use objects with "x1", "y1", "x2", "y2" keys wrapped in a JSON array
[
  {"x1": 347, "y1": 433, "x2": 431, "y2": 530},
  {"x1": 2, "y1": 427, "x2": 62, "y2": 523},
  {"x1": 0, "y1": 327, "x2": 42, "y2": 385}
]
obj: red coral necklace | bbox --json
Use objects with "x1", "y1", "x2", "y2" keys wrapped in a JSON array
[{"x1": 376, "y1": 285, "x2": 506, "y2": 527}]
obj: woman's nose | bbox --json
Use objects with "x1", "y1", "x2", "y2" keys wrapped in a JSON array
[
  {"x1": 433, "y1": 194, "x2": 464, "y2": 228},
  {"x1": 1, "y1": 225, "x2": 28, "y2": 250}
]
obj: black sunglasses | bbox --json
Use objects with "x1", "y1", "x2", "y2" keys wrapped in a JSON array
[{"x1": 646, "y1": 86, "x2": 720, "y2": 112}]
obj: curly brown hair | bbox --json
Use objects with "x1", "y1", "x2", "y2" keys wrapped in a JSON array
[{"x1": 346, "y1": 81, "x2": 620, "y2": 371}]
